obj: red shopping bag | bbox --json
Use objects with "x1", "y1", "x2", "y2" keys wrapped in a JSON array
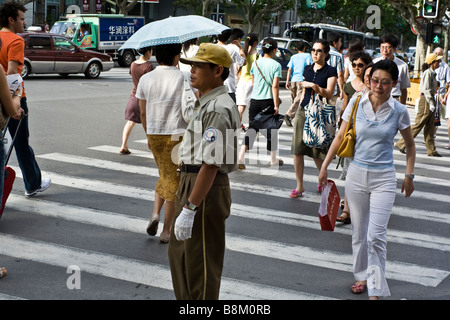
[{"x1": 318, "y1": 179, "x2": 341, "y2": 231}]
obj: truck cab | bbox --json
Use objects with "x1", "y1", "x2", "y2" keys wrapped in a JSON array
[{"x1": 51, "y1": 14, "x2": 144, "y2": 67}]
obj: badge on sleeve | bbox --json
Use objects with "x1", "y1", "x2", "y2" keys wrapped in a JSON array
[{"x1": 203, "y1": 127, "x2": 217, "y2": 142}]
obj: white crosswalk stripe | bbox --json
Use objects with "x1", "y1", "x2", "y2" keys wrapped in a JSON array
[{"x1": 0, "y1": 112, "x2": 449, "y2": 300}]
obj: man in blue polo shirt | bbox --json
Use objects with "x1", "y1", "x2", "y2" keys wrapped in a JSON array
[{"x1": 284, "y1": 41, "x2": 312, "y2": 126}]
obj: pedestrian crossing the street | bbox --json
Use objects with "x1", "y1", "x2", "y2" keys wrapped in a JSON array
[{"x1": 0, "y1": 109, "x2": 449, "y2": 301}]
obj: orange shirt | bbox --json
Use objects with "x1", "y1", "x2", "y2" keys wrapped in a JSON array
[{"x1": 0, "y1": 30, "x2": 26, "y2": 97}]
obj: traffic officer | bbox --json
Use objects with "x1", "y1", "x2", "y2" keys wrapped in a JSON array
[{"x1": 168, "y1": 43, "x2": 240, "y2": 300}]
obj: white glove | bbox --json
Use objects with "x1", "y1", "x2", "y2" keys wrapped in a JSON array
[
  {"x1": 429, "y1": 103, "x2": 436, "y2": 112},
  {"x1": 174, "y1": 207, "x2": 196, "y2": 241}
]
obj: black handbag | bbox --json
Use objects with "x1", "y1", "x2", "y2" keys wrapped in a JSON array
[{"x1": 250, "y1": 107, "x2": 284, "y2": 130}]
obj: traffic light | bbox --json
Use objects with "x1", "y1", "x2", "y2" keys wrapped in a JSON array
[
  {"x1": 425, "y1": 22, "x2": 442, "y2": 45},
  {"x1": 423, "y1": 0, "x2": 439, "y2": 18}
]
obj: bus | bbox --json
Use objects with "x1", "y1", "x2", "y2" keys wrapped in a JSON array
[{"x1": 288, "y1": 23, "x2": 380, "y2": 50}]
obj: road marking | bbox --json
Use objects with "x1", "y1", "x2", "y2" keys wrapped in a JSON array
[
  {"x1": 0, "y1": 233, "x2": 331, "y2": 300},
  {"x1": 36, "y1": 153, "x2": 450, "y2": 219},
  {"x1": 6, "y1": 195, "x2": 449, "y2": 287}
]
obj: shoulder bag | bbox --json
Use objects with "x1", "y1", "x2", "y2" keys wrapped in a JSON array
[
  {"x1": 303, "y1": 93, "x2": 337, "y2": 148},
  {"x1": 336, "y1": 94, "x2": 362, "y2": 158}
]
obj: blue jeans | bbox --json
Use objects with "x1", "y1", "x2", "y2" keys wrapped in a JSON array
[
  {"x1": 0, "y1": 138, "x2": 5, "y2": 201},
  {"x1": 7, "y1": 97, "x2": 42, "y2": 193}
]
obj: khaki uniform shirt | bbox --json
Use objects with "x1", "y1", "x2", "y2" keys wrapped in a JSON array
[{"x1": 179, "y1": 85, "x2": 240, "y2": 174}]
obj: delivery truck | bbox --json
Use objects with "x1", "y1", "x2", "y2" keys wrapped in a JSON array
[{"x1": 51, "y1": 14, "x2": 145, "y2": 67}]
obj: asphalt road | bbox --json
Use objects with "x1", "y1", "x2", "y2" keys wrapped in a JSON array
[{"x1": 0, "y1": 66, "x2": 449, "y2": 306}]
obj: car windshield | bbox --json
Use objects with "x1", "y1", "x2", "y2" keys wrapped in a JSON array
[{"x1": 50, "y1": 21, "x2": 79, "y2": 38}]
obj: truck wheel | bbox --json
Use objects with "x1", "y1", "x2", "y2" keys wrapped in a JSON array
[
  {"x1": 118, "y1": 50, "x2": 135, "y2": 67},
  {"x1": 21, "y1": 61, "x2": 31, "y2": 79},
  {"x1": 85, "y1": 61, "x2": 101, "y2": 79}
]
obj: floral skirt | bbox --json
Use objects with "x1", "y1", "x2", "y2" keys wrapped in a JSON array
[{"x1": 147, "y1": 134, "x2": 182, "y2": 201}]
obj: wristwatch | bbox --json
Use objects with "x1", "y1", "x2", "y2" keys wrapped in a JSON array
[
  {"x1": 405, "y1": 173, "x2": 414, "y2": 180},
  {"x1": 185, "y1": 200, "x2": 198, "y2": 211}
]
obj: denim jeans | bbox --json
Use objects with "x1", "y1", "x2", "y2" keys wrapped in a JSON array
[
  {"x1": 0, "y1": 138, "x2": 4, "y2": 201},
  {"x1": 7, "y1": 97, "x2": 42, "y2": 193}
]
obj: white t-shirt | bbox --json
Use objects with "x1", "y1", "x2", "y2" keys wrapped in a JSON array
[
  {"x1": 344, "y1": 57, "x2": 356, "y2": 83},
  {"x1": 179, "y1": 44, "x2": 199, "y2": 72},
  {"x1": 373, "y1": 56, "x2": 410, "y2": 97},
  {"x1": 220, "y1": 43, "x2": 245, "y2": 93},
  {"x1": 136, "y1": 65, "x2": 187, "y2": 135}
]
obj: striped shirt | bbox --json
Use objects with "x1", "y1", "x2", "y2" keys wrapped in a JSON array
[{"x1": 327, "y1": 47, "x2": 344, "y2": 95}]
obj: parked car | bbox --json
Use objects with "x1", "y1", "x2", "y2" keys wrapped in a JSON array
[
  {"x1": 19, "y1": 33, "x2": 114, "y2": 79},
  {"x1": 256, "y1": 46, "x2": 293, "y2": 82}
]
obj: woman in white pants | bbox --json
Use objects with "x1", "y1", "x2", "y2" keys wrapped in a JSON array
[{"x1": 318, "y1": 59, "x2": 416, "y2": 299}]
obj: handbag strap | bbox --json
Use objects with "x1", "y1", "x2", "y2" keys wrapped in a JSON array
[
  {"x1": 345, "y1": 94, "x2": 361, "y2": 132},
  {"x1": 255, "y1": 60, "x2": 272, "y2": 88}
]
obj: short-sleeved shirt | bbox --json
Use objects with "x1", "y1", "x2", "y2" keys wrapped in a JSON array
[
  {"x1": 436, "y1": 61, "x2": 450, "y2": 95},
  {"x1": 221, "y1": 43, "x2": 246, "y2": 93},
  {"x1": 373, "y1": 56, "x2": 410, "y2": 96},
  {"x1": 343, "y1": 93, "x2": 410, "y2": 168},
  {"x1": 178, "y1": 85, "x2": 240, "y2": 174},
  {"x1": 328, "y1": 47, "x2": 344, "y2": 95},
  {"x1": 135, "y1": 65, "x2": 187, "y2": 135},
  {"x1": 300, "y1": 63, "x2": 338, "y2": 107},
  {"x1": 288, "y1": 52, "x2": 312, "y2": 82},
  {"x1": 130, "y1": 61, "x2": 154, "y2": 96},
  {"x1": 250, "y1": 57, "x2": 282, "y2": 100},
  {"x1": 0, "y1": 31, "x2": 26, "y2": 96}
]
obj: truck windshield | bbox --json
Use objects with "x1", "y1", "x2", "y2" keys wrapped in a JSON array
[{"x1": 50, "y1": 22, "x2": 79, "y2": 38}]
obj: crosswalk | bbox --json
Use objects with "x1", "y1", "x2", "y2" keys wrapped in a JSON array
[{"x1": 0, "y1": 107, "x2": 449, "y2": 300}]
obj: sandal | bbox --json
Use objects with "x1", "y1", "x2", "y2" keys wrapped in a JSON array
[
  {"x1": 238, "y1": 164, "x2": 246, "y2": 170},
  {"x1": 289, "y1": 189, "x2": 303, "y2": 198},
  {"x1": 317, "y1": 184, "x2": 322, "y2": 193},
  {"x1": 270, "y1": 159, "x2": 284, "y2": 167},
  {"x1": 160, "y1": 232, "x2": 170, "y2": 243},
  {"x1": 337, "y1": 211, "x2": 351, "y2": 224},
  {"x1": 119, "y1": 149, "x2": 131, "y2": 155},
  {"x1": 0, "y1": 267, "x2": 6, "y2": 279},
  {"x1": 351, "y1": 281, "x2": 367, "y2": 294},
  {"x1": 146, "y1": 215, "x2": 160, "y2": 236}
]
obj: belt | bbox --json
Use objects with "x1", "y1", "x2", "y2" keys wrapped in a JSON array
[{"x1": 179, "y1": 165, "x2": 201, "y2": 173}]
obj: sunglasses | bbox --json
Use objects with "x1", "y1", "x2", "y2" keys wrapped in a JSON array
[
  {"x1": 352, "y1": 62, "x2": 365, "y2": 68},
  {"x1": 311, "y1": 48, "x2": 324, "y2": 54},
  {"x1": 370, "y1": 78, "x2": 393, "y2": 87}
]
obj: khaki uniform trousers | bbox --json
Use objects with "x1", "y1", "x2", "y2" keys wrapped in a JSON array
[
  {"x1": 168, "y1": 171, "x2": 231, "y2": 300},
  {"x1": 395, "y1": 95, "x2": 436, "y2": 155}
]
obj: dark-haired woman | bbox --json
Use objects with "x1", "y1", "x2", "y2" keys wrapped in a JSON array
[
  {"x1": 120, "y1": 46, "x2": 154, "y2": 155},
  {"x1": 337, "y1": 52, "x2": 372, "y2": 223},
  {"x1": 289, "y1": 40, "x2": 337, "y2": 198},
  {"x1": 236, "y1": 33, "x2": 258, "y2": 130},
  {"x1": 319, "y1": 59, "x2": 415, "y2": 299},
  {"x1": 238, "y1": 37, "x2": 283, "y2": 168},
  {"x1": 136, "y1": 44, "x2": 189, "y2": 243}
]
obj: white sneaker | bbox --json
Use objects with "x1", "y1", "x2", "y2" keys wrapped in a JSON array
[{"x1": 25, "y1": 177, "x2": 51, "y2": 198}]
